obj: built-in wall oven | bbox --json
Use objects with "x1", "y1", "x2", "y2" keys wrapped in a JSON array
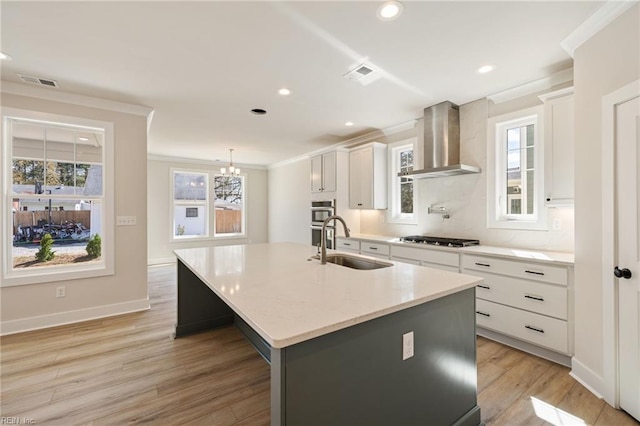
[{"x1": 311, "y1": 199, "x2": 335, "y2": 249}]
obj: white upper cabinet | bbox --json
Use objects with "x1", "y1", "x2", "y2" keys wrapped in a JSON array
[
  {"x1": 310, "y1": 151, "x2": 336, "y2": 193},
  {"x1": 540, "y1": 88, "x2": 574, "y2": 207},
  {"x1": 349, "y1": 142, "x2": 387, "y2": 209}
]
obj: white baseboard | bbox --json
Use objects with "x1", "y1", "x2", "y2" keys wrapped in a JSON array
[
  {"x1": 570, "y1": 357, "x2": 605, "y2": 399},
  {"x1": 0, "y1": 298, "x2": 150, "y2": 336},
  {"x1": 148, "y1": 257, "x2": 176, "y2": 266}
]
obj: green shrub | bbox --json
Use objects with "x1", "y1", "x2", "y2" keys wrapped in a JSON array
[
  {"x1": 36, "y1": 233, "x2": 55, "y2": 262},
  {"x1": 86, "y1": 234, "x2": 102, "y2": 258}
]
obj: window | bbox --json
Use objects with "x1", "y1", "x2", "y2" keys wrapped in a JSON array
[
  {"x1": 487, "y1": 106, "x2": 546, "y2": 230},
  {"x1": 170, "y1": 170, "x2": 246, "y2": 240},
  {"x1": 214, "y1": 175, "x2": 245, "y2": 237},
  {"x1": 172, "y1": 171, "x2": 208, "y2": 239},
  {"x1": 2, "y1": 108, "x2": 114, "y2": 286},
  {"x1": 388, "y1": 140, "x2": 417, "y2": 223}
]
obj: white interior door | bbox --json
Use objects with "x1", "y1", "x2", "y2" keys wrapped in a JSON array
[{"x1": 616, "y1": 95, "x2": 640, "y2": 421}]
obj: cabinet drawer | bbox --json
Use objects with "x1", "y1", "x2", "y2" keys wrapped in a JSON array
[
  {"x1": 390, "y1": 256, "x2": 420, "y2": 266},
  {"x1": 422, "y1": 261, "x2": 459, "y2": 274},
  {"x1": 471, "y1": 270, "x2": 567, "y2": 320},
  {"x1": 361, "y1": 242, "x2": 390, "y2": 256},
  {"x1": 390, "y1": 246, "x2": 459, "y2": 267},
  {"x1": 336, "y1": 238, "x2": 360, "y2": 251},
  {"x1": 475, "y1": 299, "x2": 568, "y2": 354},
  {"x1": 463, "y1": 254, "x2": 567, "y2": 285}
]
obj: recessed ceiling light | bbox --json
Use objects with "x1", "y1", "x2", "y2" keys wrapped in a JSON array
[
  {"x1": 251, "y1": 108, "x2": 267, "y2": 115},
  {"x1": 477, "y1": 64, "x2": 495, "y2": 74},
  {"x1": 0, "y1": 51, "x2": 11, "y2": 61},
  {"x1": 377, "y1": 1, "x2": 403, "y2": 21},
  {"x1": 345, "y1": 121, "x2": 354, "y2": 127},
  {"x1": 278, "y1": 88, "x2": 291, "y2": 96}
]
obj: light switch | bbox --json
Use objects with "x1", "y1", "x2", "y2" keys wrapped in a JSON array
[{"x1": 117, "y1": 216, "x2": 137, "y2": 226}]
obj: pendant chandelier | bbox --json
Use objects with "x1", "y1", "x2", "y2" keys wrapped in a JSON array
[{"x1": 220, "y1": 148, "x2": 240, "y2": 176}]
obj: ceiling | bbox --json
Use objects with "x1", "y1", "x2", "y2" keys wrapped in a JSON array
[{"x1": 1, "y1": 1, "x2": 603, "y2": 166}]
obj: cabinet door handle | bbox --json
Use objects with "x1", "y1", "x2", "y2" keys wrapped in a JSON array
[
  {"x1": 475, "y1": 311, "x2": 491, "y2": 317},
  {"x1": 524, "y1": 294, "x2": 544, "y2": 302},
  {"x1": 525, "y1": 270, "x2": 545, "y2": 276},
  {"x1": 525, "y1": 325, "x2": 545, "y2": 334},
  {"x1": 477, "y1": 285, "x2": 491, "y2": 290},
  {"x1": 357, "y1": 203, "x2": 363, "y2": 206},
  {"x1": 475, "y1": 262, "x2": 491, "y2": 267}
]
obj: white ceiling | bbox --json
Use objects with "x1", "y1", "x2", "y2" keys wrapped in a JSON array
[{"x1": 1, "y1": 1, "x2": 603, "y2": 166}]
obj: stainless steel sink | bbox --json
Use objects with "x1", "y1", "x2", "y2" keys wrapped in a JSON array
[{"x1": 325, "y1": 254, "x2": 393, "y2": 270}]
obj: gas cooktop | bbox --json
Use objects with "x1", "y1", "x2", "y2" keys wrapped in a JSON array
[{"x1": 399, "y1": 236, "x2": 480, "y2": 247}]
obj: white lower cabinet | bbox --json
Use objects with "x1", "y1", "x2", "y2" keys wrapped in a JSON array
[
  {"x1": 360, "y1": 242, "x2": 390, "y2": 259},
  {"x1": 336, "y1": 237, "x2": 360, "y2": 253},
  {"x1": 462, "y1": 253, "x2": 573, "y2": 362},
  {"x1": 390, "y1": 245, "x2": 459, "y2": 272}
]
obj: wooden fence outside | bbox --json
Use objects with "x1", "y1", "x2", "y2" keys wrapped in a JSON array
[
  {"x1": 215, "y1": 210, "x2": 242, "y2": 234},
  {"x1": 13, "y1": 211, "x2": 91, "y2": 232}
]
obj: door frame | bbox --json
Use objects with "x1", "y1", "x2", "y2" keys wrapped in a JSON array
[{"x1": 601, "y1": 79, "x2": 640, "y2": 407}]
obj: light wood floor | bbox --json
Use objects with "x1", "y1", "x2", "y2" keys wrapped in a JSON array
[{"x1": 1, "y1": 264, "x2": 638, "y2": 425}]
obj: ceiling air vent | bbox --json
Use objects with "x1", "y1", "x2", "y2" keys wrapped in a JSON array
[
  {"x1": 343, "y1": 63, "x2": 381, "y2": 86},
  {"x1": 18, "y1": 73, "x2": 59, "y2": 88}
]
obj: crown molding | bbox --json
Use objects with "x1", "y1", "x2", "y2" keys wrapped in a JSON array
[
  {"x1": 561, "y1": 0, "x2": 638, "y2": 58},
  {"x1": 268, "y1": 118, "x2": 418, "y2": 170},
  {"x1": 147, "y1": 153, "x2": 267, "y2": 170},
  {"x1": 1, "y1": 81, "x2": 154, "y2": 118},
  {"x1": 487, "y1": 68, "x2": 573, "y2": 104}
]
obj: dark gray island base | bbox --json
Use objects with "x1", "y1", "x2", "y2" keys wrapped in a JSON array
[{"x1": 175, "y1": 259, "x2": 482, "y2": 426}]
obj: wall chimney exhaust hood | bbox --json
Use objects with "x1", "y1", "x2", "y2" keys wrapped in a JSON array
[{"x1": 399, "y1": 101, "x2": 480, "y2": 179}]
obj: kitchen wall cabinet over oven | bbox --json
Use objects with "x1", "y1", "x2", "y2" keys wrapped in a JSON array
[
  {"x1": 349, "y1": 142, "x2": 387, "y2": 209},
  {"x1": 311, "y1": 151, "x2": 336, "y2": 193},
  {"x1": 539, "y1": 87, "x2": 574, "y2": 207}
]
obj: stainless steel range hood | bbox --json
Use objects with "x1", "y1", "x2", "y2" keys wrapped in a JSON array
[{"x1": 400, "y1": 101, "x2": 480, "y2": 179}]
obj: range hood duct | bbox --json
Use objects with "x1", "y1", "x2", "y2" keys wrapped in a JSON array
[{"x1": 400, "y1": 101, "x2": 480, "y2": 179}]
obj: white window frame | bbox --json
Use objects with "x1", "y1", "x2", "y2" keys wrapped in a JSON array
[
  {"x1": 487, "y1": 106, "x2": 547, "y2": 230},
  {"x1": 387, "y1": 139, "x2": 418, "y2": 224},
  {"x1": 213, "y1": 174, "x2": 247, "y2": 239},
  {"x1": 170, "y1": 169, "x2": 210, "y2": 242},
  {"x1": 2, "y1": 108, "x2": 115, "y2": 286},
  {"x1": 169, "y1": 170, "x2": 248, "y2": 242}
]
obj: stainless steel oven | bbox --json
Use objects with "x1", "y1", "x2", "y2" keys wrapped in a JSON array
[{"x1": 311, "y1": 200, "x2": 335, "y2": 249}]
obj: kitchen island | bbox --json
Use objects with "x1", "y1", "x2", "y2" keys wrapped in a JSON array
[{"x1": 174, "y1": 242, "x2": 483, "y2": 425}]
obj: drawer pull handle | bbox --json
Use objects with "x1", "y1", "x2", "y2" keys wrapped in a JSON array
[
  {"x1": 525, "y1": 325, "x2": 545, "y2": 334},
  {"x1": 343, "y1": 243, "x2": 351, "y2": 246},
  {"x1": 524, "y1": 294, "x2": 545, "y2": 302},
  {"x1": 369, "y1": 247, "x2": 378, "y2": 250},
  {"x1": 477, "y1": 285, "x2": 491, "y2": 290},
  {"x1": 475, "y1": 262, "x2": 491, "y2": 267},
  {"x1": 475, "y1": 311, "x2": 491, "y2": 317},
  {"x1": 525, "y1": 270, "x2": 545, "y2": 276}
]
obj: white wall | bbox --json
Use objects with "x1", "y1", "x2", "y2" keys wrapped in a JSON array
[
  {"x1": 267, "y1": 158, "x2": 310, "y2": 245},
  {"x1": 1, "y1": 92, "x2": 149, "y2": 334},
  {"x1": 360, "y1": 97, "x2": 575, "y2": 252},
  {"x1": 572, "y1": 4, "x2": 639, "y2": 393},
  {"x1": 147, "y1": 158, "x2": 268, "y2": 264}
]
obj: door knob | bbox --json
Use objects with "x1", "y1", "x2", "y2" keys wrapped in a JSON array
[{"x1": 614, "y1": 267, "x2": 632, "y2": 279}]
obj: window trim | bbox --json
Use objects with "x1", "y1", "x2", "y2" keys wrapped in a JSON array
[
  {"x1": 213, "y1": 173, "x2": 247, "y2": 238},
  {"x1": 169, "y1": 169, "x2": 248, "y2": 243},
  {"x1": 2, "y1": 108, "x2": 115, "y2": 287},
  {"x1": 387, "y1": 139, "x2": 418, "y2": 225},
  {"x1": 170, "y1": 168, "x2": 210, "y2": 242},
  {"x1": 487, "y1": 106, "x2": 547, "y2": 230}
]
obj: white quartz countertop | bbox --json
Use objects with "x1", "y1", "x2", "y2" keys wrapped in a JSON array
[
  {"x1": 174, "y1": 242, "x2": 482, "y2": 349},
  {"x1": 339, "y1": 234, "x2": 574, "y2": 265}
]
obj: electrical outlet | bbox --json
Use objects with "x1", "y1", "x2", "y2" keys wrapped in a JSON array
[
  {"x1": 116, "y1": 216, "x2": 137, "y2": 226},
  {"x1": 56, "y1": 286, "x2": 66, "y2": 298},
  {"x1": 402, "y1": 331, "x2": 414, "y2": 360},
  {"x1": 379, "y1": 214, "x2": 385, "y2": 223},
  {"x1": 552, "y1": 217, "x2": 562, "y2": 231}
]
